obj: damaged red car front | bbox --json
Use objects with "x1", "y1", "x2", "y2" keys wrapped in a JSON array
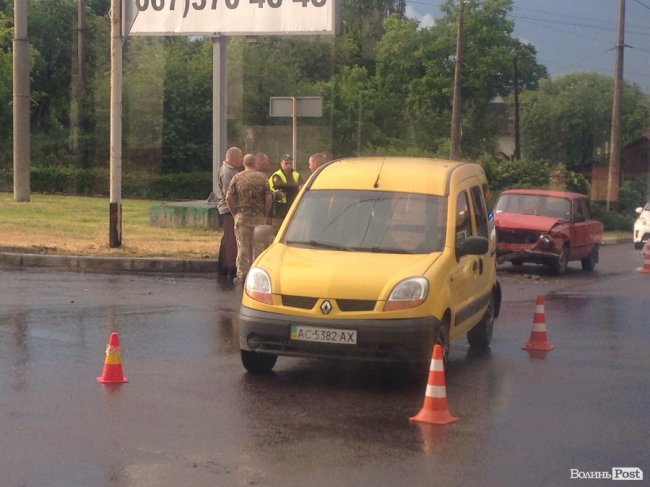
[{"x1": 494, "y1": 189, "x2": 603, "y2": 275}]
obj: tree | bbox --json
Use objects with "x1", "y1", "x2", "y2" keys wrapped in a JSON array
[
  {"x1": 160, "y1": 38, "x2": 213, "y2": 173},
  {"x1": 338, "y1": 0, "x2": 406, "y2": 70},
  {"x1": 28, "y1": 1, "x2": 76, "y2": 133},
  {"x1": 362, "y1": 0, "x2": 546, "y2": 157},
  {"x1": 519, "y1": 72, "x2": 648, "y2": 170},
  {"x1": 241, "y1": 36, "x2": 333, "y2": 127},
  {"x1": 0, "y1": 9, "x2": 13, "y2": 165}
]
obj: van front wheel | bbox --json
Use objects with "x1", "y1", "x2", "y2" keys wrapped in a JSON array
[
  {"x1": 467, "y1": 294, "x2": 494, "y2": 349},
  {"x1": 241, "y1": 350, "x2": 277, "y2": 374},
  {"x1": 434, "y1": 317, "x2": 451, "y2": 367}
]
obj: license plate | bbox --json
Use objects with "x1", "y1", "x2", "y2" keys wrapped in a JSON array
[{"x1": 290, "y1": 325, "x2": 357, "y2": 345}]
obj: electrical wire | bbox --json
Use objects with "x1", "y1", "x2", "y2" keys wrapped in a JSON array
[{"x1": 634, "y1": 0, "x2": 650, "y2": 10}]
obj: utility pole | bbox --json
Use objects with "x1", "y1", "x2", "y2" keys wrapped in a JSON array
[
  {"x1": 13, "y1": 0, "x2": 30, "y2": 202},
  {"x1": 211, "y1": 35, "x2": 228, "y2": 198},
  {"x1": 513, "y1": 55, "x2": 521, "y2": 161},
  {"x1": 109, "y1": 0, "x2": 123, "y2": 247},
  {"x1": 449, "y1": 0, "x2": 465, "y2": 161},
  {"x1": 607, "y1": 0, "x2": 625, "y2": 211}
]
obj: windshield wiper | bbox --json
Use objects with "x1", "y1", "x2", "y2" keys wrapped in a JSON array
[
  {"x1": 285, "y1": 240, "x2": 354, "y2": 251},
  {"x1": 366, "y1": 246, "x2": 415, "y2": 254}
]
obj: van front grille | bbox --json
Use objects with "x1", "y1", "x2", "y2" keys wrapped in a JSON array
[
  {"x1": 336, "y1": 299, "x2": 376, "y2": 312},
  {"x1": 280, "y1": 295, "x2": 376, "y2": 312},
  {"x1": 282, "y1": 295, "x2": 318, "y2": 309}
]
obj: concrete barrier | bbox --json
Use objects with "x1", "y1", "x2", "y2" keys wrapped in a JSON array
[{"x1": 150, "y1": 201, "x2": 221, "y2": 229}]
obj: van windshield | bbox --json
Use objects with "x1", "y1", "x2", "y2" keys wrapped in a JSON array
[{"x1": 283, "y1": 190, "x2": 446, "y2": 254}]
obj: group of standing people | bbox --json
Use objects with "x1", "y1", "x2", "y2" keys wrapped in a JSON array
[{"x1": 216, "y1": 148, "x2": 330, "y2": 283}]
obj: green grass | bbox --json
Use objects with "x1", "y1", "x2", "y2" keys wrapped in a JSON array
[{"x1": 0, "y1": 193, "x2": 220, "y2": 259}]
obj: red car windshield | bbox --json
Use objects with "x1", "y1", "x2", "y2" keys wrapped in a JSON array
[{"x1": 495, "y1": 194, "x2": 570, "y2": 221}]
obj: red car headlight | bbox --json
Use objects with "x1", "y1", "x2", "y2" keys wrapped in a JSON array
[{"x1": 539, "y1": 234, "x2": 554, "y2": 249}]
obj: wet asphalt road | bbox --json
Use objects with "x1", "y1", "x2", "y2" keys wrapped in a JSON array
[{"x1": 0, "y1": 243, "x2": 648, "y2": 486}]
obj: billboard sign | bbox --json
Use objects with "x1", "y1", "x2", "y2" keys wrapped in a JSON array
[{"x1": 124, "y1": 0, "x2": 338, "y2": 36}]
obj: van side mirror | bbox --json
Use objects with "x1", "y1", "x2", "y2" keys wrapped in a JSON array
[{"x1": 456, "y1": 236, "x2": 489, "y2": 258}]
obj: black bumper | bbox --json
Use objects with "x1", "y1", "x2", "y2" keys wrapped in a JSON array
[{"x1": 237, "y1": 305, "x2": 440, "y2": 363}]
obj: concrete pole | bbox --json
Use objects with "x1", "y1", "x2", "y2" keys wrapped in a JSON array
[
  {"x1": 212, "y1": 35, "x2": 228, "y2": 197},
  {"x1": 292, "y1": 96, "x2": 297, "y2": 169},
  {"x1": 449, "y1": 0, "x2": 465, "y2": 161},
  {"x1": 109, "y1": 0, "x2": 123, "y2": 247},
  {"x1": 513, "y1": 55, "x2": 521, "y2": 161},
  {"x1": 13, "y1": 0, "x2": 30, "y2": 202},
  {"x1": 606, "y1": 0, "x2": 625, "y2": 211}
]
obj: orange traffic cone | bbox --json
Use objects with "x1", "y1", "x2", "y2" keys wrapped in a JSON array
[
  {"x1": 97, "y1": 332, "x2": 128, "y2": 383},
  {"x1": 522, "y1": 295, "x2": 554, "y2": 352},
  {"x1": 409, "y1": 344, "x2": 459, "y2": 425},
  {"x1": 641, "y1": 242, "x2": 650, "y2": 274}
]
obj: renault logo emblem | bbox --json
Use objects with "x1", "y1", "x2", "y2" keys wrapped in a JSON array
[{"x1": 320, "y1": 300, "x2": 332, "y2": 315}]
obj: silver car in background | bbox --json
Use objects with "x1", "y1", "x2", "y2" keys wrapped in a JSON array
[{"x1": 633, "y1": 203, "x2": 650, "y2": 250}]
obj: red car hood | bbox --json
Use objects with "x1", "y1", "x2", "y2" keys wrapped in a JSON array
[{"x1": 494, "y1": 212, "x2": 561, "y2": 232}]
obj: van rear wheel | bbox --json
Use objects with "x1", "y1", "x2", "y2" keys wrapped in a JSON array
[{"x1": 241, "y1": 350, "x2": 277, "y2": 374}]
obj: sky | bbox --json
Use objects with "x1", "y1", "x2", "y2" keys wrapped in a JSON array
[{"x1": 405, "y1": 0, "x2": 650, "y2": 93}]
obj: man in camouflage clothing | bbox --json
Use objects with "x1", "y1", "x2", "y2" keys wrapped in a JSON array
[{"x1": 226, "y1": 153, "x2": 272, "y2": 283}]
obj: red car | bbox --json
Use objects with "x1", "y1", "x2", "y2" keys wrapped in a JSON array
[{"x1": 494, "y1": 189, "x2": 603, "y2": 274}]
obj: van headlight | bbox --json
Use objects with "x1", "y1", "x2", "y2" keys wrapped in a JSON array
[
  {"x1": 383, "y1": 277, "x2": 428, "y2": 311},
  {"x1": 245, "y1": 268, "x2": 273, "y2": 305}
]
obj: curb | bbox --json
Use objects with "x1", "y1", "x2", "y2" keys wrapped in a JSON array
[
  {"x1": 0, "y1": 237, "x2": 632, "y2": 274},
  {"x1": 0, "y1": 252, "x2": 219, "y2": 274}
]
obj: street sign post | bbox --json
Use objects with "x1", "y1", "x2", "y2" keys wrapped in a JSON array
[{"x1": 270, "y1": 96, "x2": 323, "y2": 169}]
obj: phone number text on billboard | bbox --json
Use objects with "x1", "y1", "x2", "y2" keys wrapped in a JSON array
[
  {"x1": 135, "y1": 0, "x2": 327, "y2": 17},
  {"x1": 126, "y1": 0, "x2": 335, "y2": 35}
]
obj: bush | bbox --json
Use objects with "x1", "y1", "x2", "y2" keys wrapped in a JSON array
[
  {"x1": 592, "y1": 202, "x2": 634, "y2": 231},
  {"x1": 481, "y1": 158, "x2": 549, "y2": 193},
  {"x1": 26, "y1": 166, "x2": 211, "y2": 200},
  {"x1": 619, "y1": 178, "x2": 648, "y2": 216},
  {"x1": 565, "y1": 171, "x2": 590, "y2": 195}
]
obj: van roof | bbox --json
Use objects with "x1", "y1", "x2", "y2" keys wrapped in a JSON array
[{"x1": 308, "y1": 157, "x2": 482, "y2": 196}]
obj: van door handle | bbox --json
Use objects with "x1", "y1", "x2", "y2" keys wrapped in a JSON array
[{"x1": 472, "y1": 260, "x2": 479, "y2": 272}]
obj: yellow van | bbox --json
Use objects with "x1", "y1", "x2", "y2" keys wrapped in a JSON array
[{"x1": 237, "y1": 157, "x2": 501, "y2": 373}]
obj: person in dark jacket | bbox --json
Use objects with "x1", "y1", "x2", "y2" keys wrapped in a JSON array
[{"x1": 215, "y1": 146, "x2": 243, "y2": 278}]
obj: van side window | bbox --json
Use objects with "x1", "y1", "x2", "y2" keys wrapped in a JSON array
[
  {"x1": 455, "y1": 192, "x2": 472, "y2": 245},
  {"x1": 470, "y1": 185, "x2": 488, "y2": 238}
]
